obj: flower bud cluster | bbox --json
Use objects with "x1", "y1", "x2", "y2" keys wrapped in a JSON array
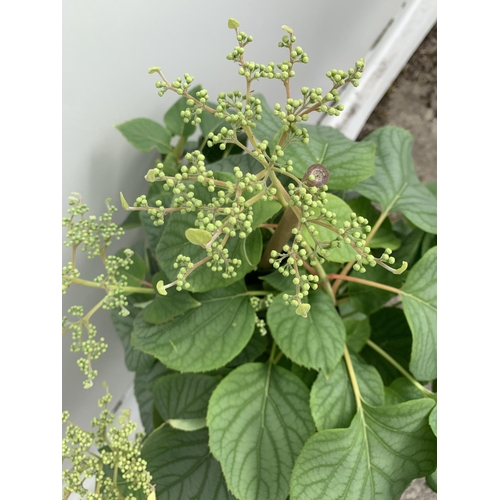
[
  {"x1": 181, "y1": 88, "x2": 209, "y2": 125},
  {"x1": 326, "y1": 58, "x2": 365, "y2": 89},
  {"x1": 214, "y1": 92, "x2": 263, "y2": 130},
  {"x1": 205, "y1": 244, "x2": 242, "y2": 279},
  {"x1": 157, "y1": 72, "x2": 195, "y2": 97},
  {"x1": 287, "y1": 179, "x2": 329, "y2": 222},
  {"x1": 62, "y1": 390, "x2": 154, "y2": 499},
  {"x1": 62, "y1": 262, "x2": 80, "y2": 294},
  {"x1": 273, "y1": 101, "x2": 310, "y2": 144},
  {"x1": 63, "y1": 196, "x2": 124, "y2": 258},
  {"x1": 226, "y1": 30, "x2": 253, "y2": 62}
]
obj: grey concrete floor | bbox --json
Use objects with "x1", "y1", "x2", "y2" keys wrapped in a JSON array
[{"x1": 359, "y1": 24, "x2": 438, "y2": 500}]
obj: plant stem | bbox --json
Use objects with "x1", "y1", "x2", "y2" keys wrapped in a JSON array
[
  {"x1": 68, "y1": 278, "x2": 156, "y2": 295},
  {"x1": 366, "y1": 339, "x2": 436, "y2": 399},
  {"x1": 327, "y1": 273, "x2": 401, "y2": 295},
  {"x1": 343, "y1": 346, "x2": 363, "y2": 408}
]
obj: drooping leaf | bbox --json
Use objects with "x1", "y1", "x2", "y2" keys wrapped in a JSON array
[
  {"x1": 115, "y1": 118, "x2": 172, "y2": 154},
  {"x1": 267, "y1": 291, "x2": 346, "y2": 374},
  {"x1": 344, "y1": 313, "x2": 371, "y2": 352},
  {"x1": 347, "y1": 196, "x2": 401, "y2": 250},
  {"x1": 310, "y1": 354, "x2": 384, "y2": 431},
  {"x1": 153, "y1": 373, "x2": 221, "y2": 421},
  {"x1": 141, "y1": 426, "x2": 235, "y2": 500},
  {"x1": 163, "y1": 87, "x2": 201, "y2": 138},
  {"x1": 131, "y1": 281, "x2": 255, "y2": 372},
  {"x1": 401, "y1": 246, "x2": 437, "y2": 381},
  {"x1": 355, "y1": 127, "x2": 437, "y2": 233},
  {"x1": 290, "y1": 399, "x2": 437, "y2": 500},
  {"x1": 207, "y1": 363, "x2": 315, "y2": 500},
  {"x1": 286, "y1": 125, "x2": 376, "y2": 190},
  {"x1": 360, "y1": 308, "x2": 413, "y2": 385},
  {"x1": 134, "y1": 361, "x2": 174, "y2": 434}
]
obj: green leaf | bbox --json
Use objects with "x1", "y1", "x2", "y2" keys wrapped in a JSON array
[
  {"x1": 290, "y1": 363, "x2": 318, "y2": 389},
  {"x1": 156, "y1": 206, "x2": 262, "y2": 294},
  {"x1": 110, "y1": 299, "x2": 156, "y2": 374},
  {"x1": 360, "y1": 308, "x2": 413, "y2": 385},
  {"x1": 267, "y1": 291, "x2": 346, "y2": 374},
  {"x1": 259, "y1": 270, "x2": 295, "y2": 293},
  {"x1": 290, "y1": 399, "x2": 437, "y2": 500},
  {"x1": 141, "y1": 273, "x2": 200, "y2": 324},
  {"x1": 207, "y1": 363, "x2": 315, "y2": 500},
  {"x1": 345, "y1": 313, "x2": 371, "y2": 352},
  {"x1": 249, "y1": 198, "x2": 282, "y2": 228},
  {"x1": 153, "y1": 373, "x2": 221, "y2": 422},
  {"x1": 310, "y1": 354, "x2": 384, "y2": 431},
  {"x1": 429, "y1": 405, "x2": 437, "y2": 436},
  {"x1": 427, "y1": 470, "x2": 437, "y2": 492},
  {"x1": 163, "y1": 87, "x2": 201, "y2": 137},
  {"x1": 141, "y1": 426, "x2": 236, "y2": 500},
  {"x1": 302, "y1": 193, "x2": 358, "y2": 263},
  {"x1": 120, "y1": 209, "x2": 141, "y2": 230},
  {"x1": 207, "y1": 153, "x2": 265, "y2": 175},
  {"x1": 134, "y1": 361, "x2": 174, "y2": 434},
  {"x1": 167, "y1": 418, "x2": 206, "y2": 431},
  {"x1": 226, "y1": 328, "x2": 269, "y2": 367},
  {"x1": 389, "y1": 377, "x2": 425, "y2": 401},
  {"x1": 355, "y1": 127, "x2": 437, "y2": 234},
  {"x1": 401, "y1": 246, "x2": 437, "y2": 381},
  {"x1": 347, "y1": 196, "x2": 401, "y2": 250},
  {"x1": 286, "y1": 125, "x2": 376, "y2": 190},
  {"x1": 131, "y1": 281, "x2": 255, "y2": 372},
  {"x1": 115, "y1": 118, "x2": 172, "y2": 154}
]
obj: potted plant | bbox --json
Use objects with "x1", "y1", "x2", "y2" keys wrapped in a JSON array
[{"x1": 62, "y1": 18, "x2": 437, "y2": 500}]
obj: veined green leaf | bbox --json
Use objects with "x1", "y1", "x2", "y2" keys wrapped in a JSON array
[
  {"x1": 115, "y1": 118, "x2": 172, "y2": 154},
  {"x1": 141, "y1": 426, "x2": 235, "y2": 499},
  {"x1": 141, "y1": 272, "x2": 200, "y2": 324},
  {"x1": 134, "y1": 361, "x2": 174, "y2": 434},
  {"x1": 302, "y1": 193, "x2": 358, "y2": 263},
  {"x1": 131, "y1": 281, "x2": 255, "y2": 372},
  {"x1": 226, "y1": 328, "x2": 269, "y2": 367},
  {"x1": 310, "y1": 354, "x2": 384, "y2": 431},
  {"x1": 286, "y1": 125, "x2": 376, "y2": 190},
  {"x1": 207, "y1": 363, "x2": 315, "y2": 500},
  {"x1": 401, "y1": 246, "x2": 437, "y2": 380},
  {"x1": 290, "y1": 399, "x2": 437, "y2": 500},
  {"x1": 153, "y1": 373, "x2": 221, "y2": 421},
  {"x1": 355, "y1": 127, "x2": 437, "y2": 233},
  {"x1": 267, "y1": 291, "x2": 346, "y2": 374},
  {"x1": 207, "y1": 153, "x2": 265, "y2": 175}
]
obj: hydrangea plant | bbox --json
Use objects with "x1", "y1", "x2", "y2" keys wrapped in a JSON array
[{"x1": 62, "y1": 19, "x2": 437, "y2": 500}]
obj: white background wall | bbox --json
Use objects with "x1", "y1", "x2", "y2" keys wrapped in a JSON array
[{"x1": 62, "y1": 0, "x2": 410, "y2": 427}]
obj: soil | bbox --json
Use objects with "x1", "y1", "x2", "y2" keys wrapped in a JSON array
[{"x1": 360, "y1": 24, "x2": 438, "y2": 500}]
